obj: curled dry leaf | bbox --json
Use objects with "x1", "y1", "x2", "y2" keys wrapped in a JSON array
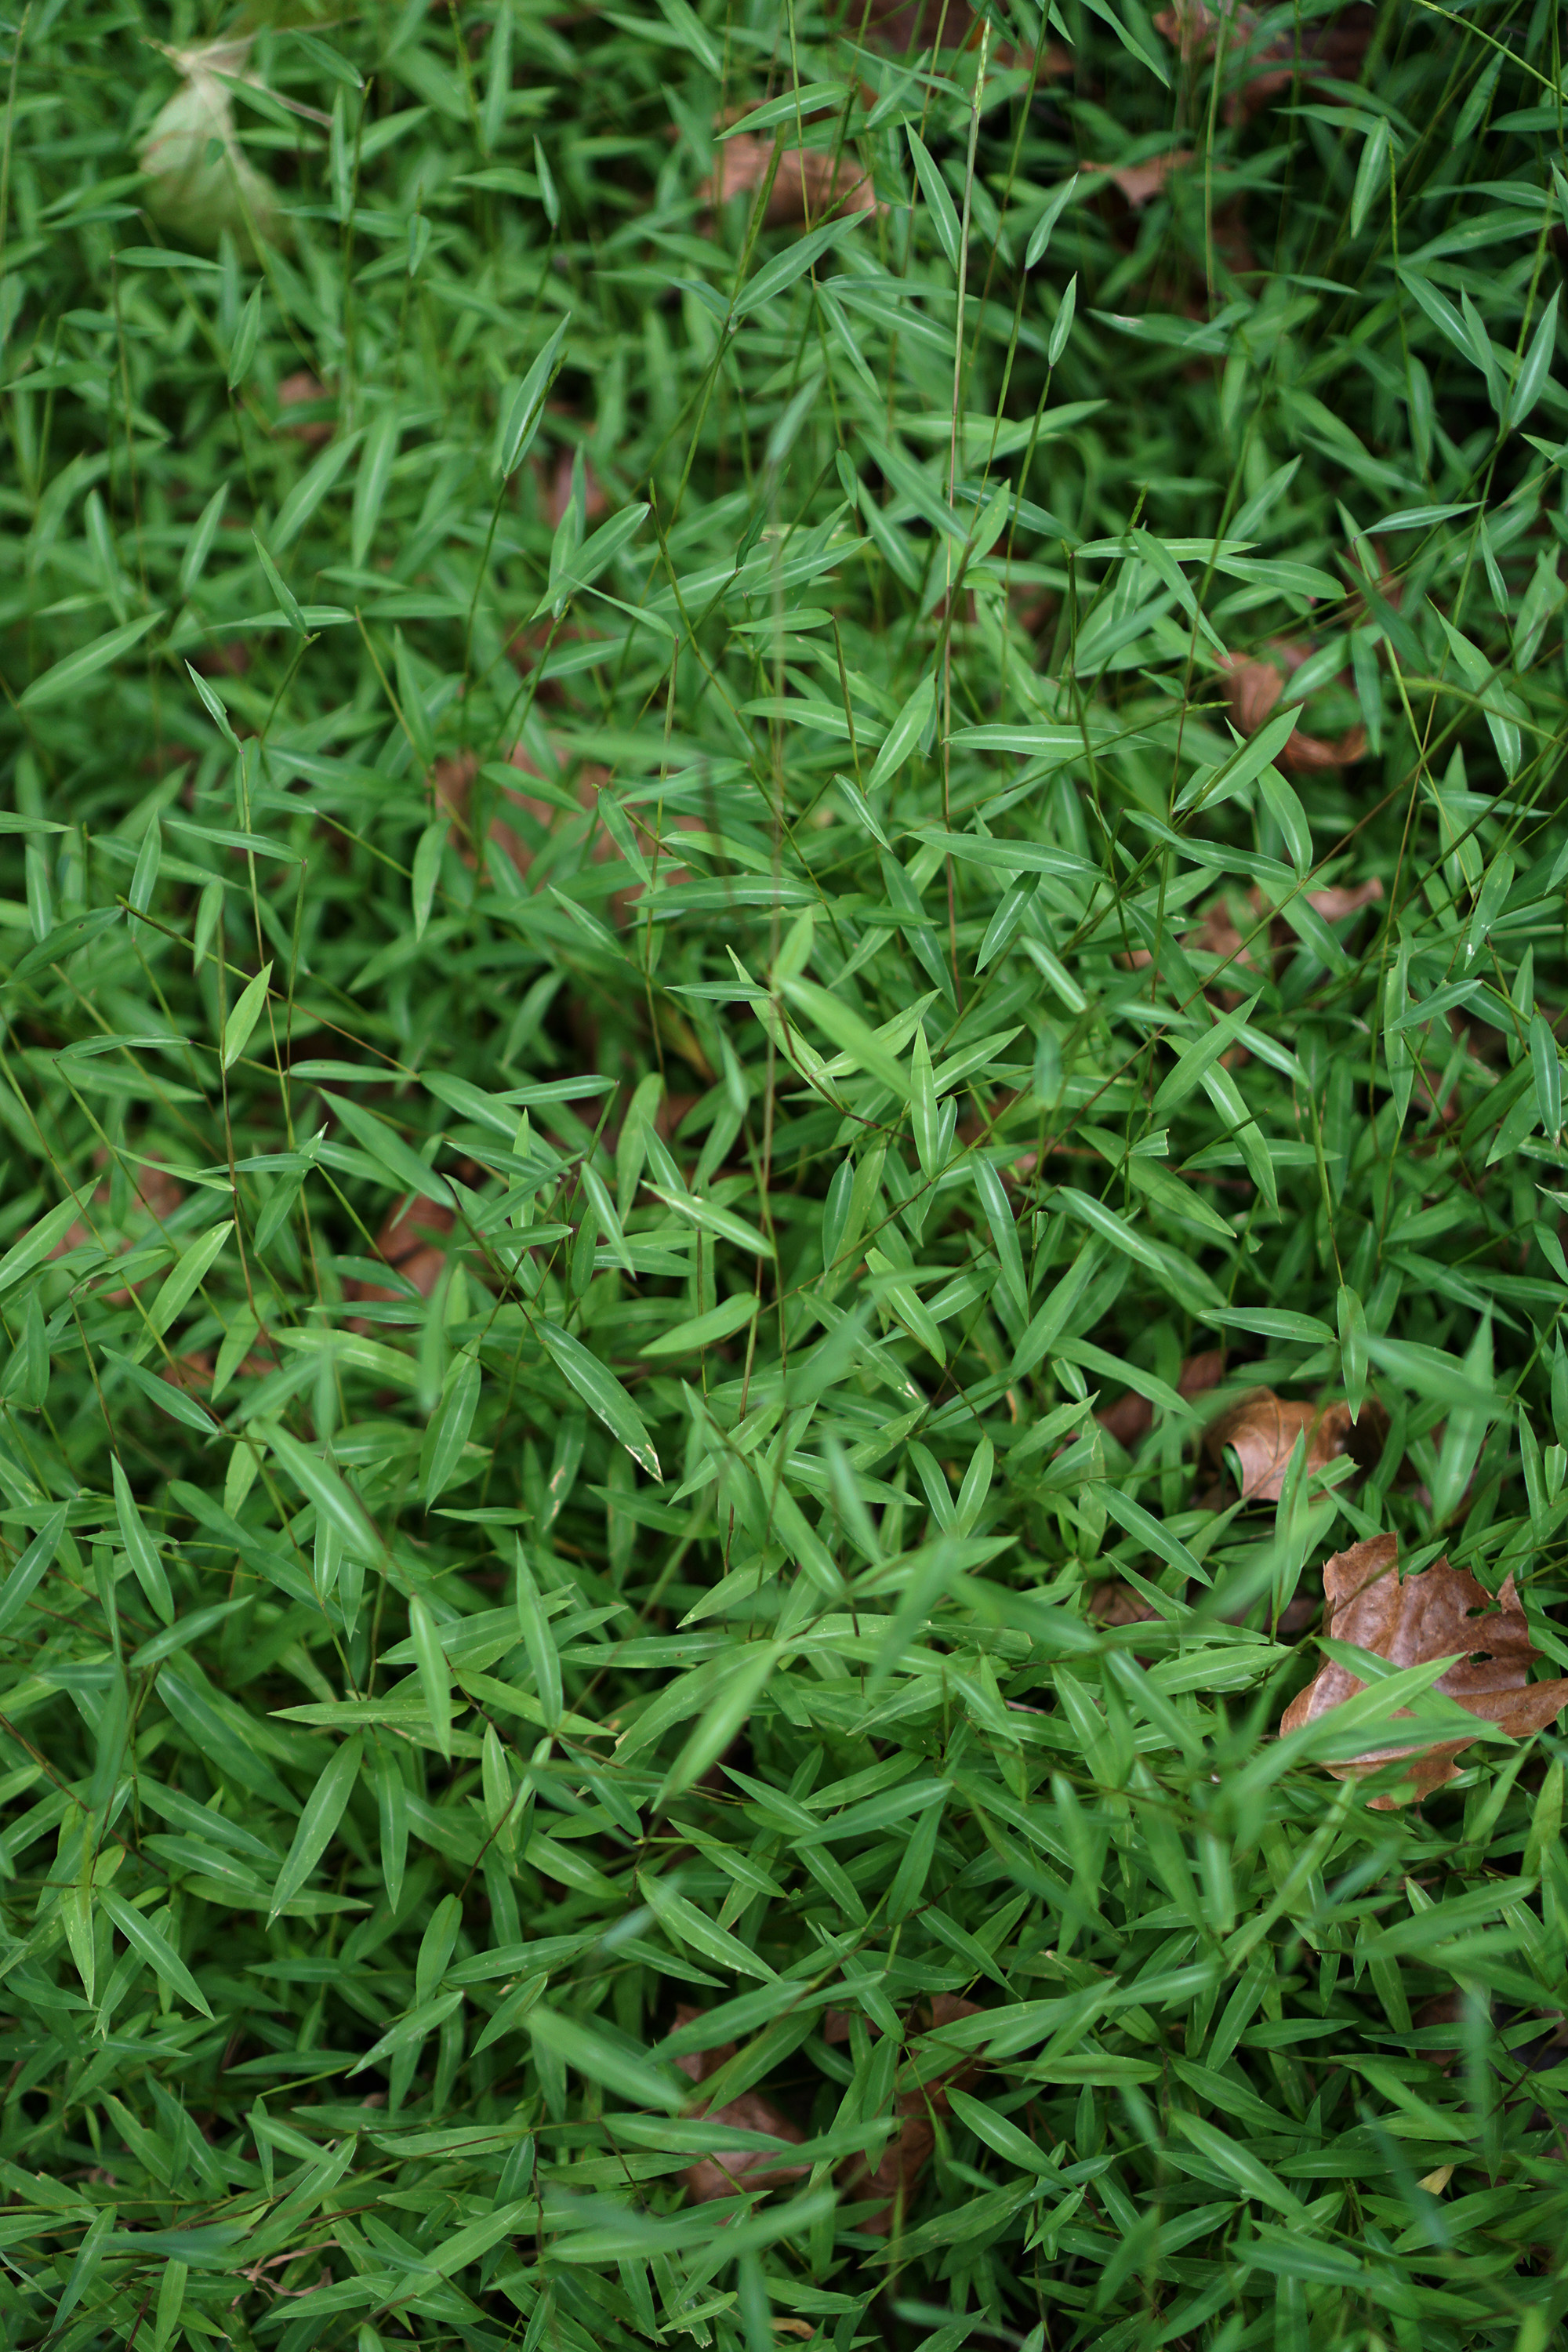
[
  {"x1": 669, "y1": 2007, "x2": 808, "y2": 2203},
  {"x1": 1280, "y1": 1534, "x2": 1568, "y2": 1805},
  {"x1": 1218, "y1": 648, "x2": 1367, "y2": 771},
  {"x1": 699, "y1": 132, "x2": 878, "y2": 229},
  {"x1": 139, "y1": 39, "x2": 282, "y2": 258},
  {"x1": 1203, "y1": 1386, "x2": 1385, "y2": 1502}
]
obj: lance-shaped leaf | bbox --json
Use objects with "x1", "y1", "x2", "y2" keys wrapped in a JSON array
[{"x1": 269, "y1": 1736, "x2": 363, "y2": 1918}]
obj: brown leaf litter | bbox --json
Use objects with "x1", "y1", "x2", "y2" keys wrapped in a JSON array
[
  {"x1": 276, "y1": 372, "x2": 334, "y2": 447},
  {"x1": 435, "y1": 743, "x2": 700, "y2": 926},
  {"x1": 1203, "y1": 1386, "x2": 1386, "y2": 1502},
  {"x1": 1083, "y1": 150, "x2": 1195, "y2": 209},
  {"x1": 1097, "y1": 1348, "x2": 1226, "y2": 1452},
  {"x1": 830, "y1": 1994, "x2": 986, "y2": 2232},
  {"x1": 670, "y1": 1994, "x2": 985, "y2": 2228},
  {"x1": 1280, "y1": 1534, "x2": 1568, "y2": 1805},
  {"x1": 1218, "y1": 644, "x2": 1367, "y2": 771},
  {"x1": 1154, "y1": 0, "x2": 1374, "y2": 123},
  {"x1": 699, "y1": 130, "x2": 878, "y2": 229},
  {"x1": 668, "y1": 2005, "x2": 809, "y2": 2204},
  {"x1": 346, "y1": 1195, "x2": 456, "y2": 1310},
  {"x1": 47, "y1": 1158, "x2": 183, "y2": 1306}
]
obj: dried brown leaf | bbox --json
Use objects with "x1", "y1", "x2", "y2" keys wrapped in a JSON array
[
  {"x1": 45, "y1": 1160, "x2": 185, "y2": 1306},
  {"x1": 1097, "y1": 1348, "x2": 1226, "y2": 1453},
  {"x1": 668, "y1": 2008, "x2": 808, "y2": 2203},
  {"x1": 1280, "y1": 1534, "x2": 1568, "y2": 1804},
  {"x1": 1084, "y1": 149, "x2": 1194, "y2": 209},
  {"x1": 699, "y1": 134, "x2": 878, "y2": 228},
  {"x1": 345, "y1": 1196, "x2": 455, "y2": 1310},
  {"x1": 1305, "y1": 877, "x2": 1383, "y2": 925},
  {"x1": 838, "y1": 1994, "x2": 986, "y2": 2234},
  {"x1": 1203, "y1": 1387, "x2": 1367, "y2": 1501},
  {"x1": 1218, "y1": 648, "x2": 1368, "y2": 771},
  {"x1": 1086, "y1": 1583, "x2": 1160, "y2": 1628},
  {"x1": 437, "y1": 742, "x2": 699, "y2": 926},
  {"x1": 277, "y1": 371, "x2": 334, "y2": 446},
  {"x1": 1154, "y1": 0, "x2": 1374, "y2": 122}
]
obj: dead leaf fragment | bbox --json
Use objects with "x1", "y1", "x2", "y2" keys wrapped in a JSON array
[
  {"x1": 1084, "y1": 150, "x2": 1194, "y2": 209},
  {"x1": 1218, "y1": 648, "x2": 1367, "y2": 771},
  {"x1": 1280, "y1": 1534, "x2": 1568, "y2": 1805},
  {"x1": 1305, "y1": 877, "x2": 1384, "y2": 925},
  {"x1": 437, "y1": 742, "x2": 699, "y2": 925},
  {"x1": 668, "y1": 2008, "x2": 808, "y2": 2203},
  {"x1": 1087, "y1": 1583, "x2": 1160, "y2": 1628},
  {"x1": 1098, "y1": 1348, "x2": 1225, "y2": 1452},
  {"x1": 838, "y1": 1994, "x2": 986, "y2": 2233},
  {"x1": 1153, "y1": 0, "x2": 1374, "y2": 122},
  {"x1": 139, "y1": 38, "x2": 283, "y2": 258},
  {"x1": 1203, "y1": 1387, "x2": 1384, "y2": 1501},
  {"x1": 45, "y1": 1159, "x2": 185, "y2": 1307},
  {"x1": 277, "y1": 372, "x2": 334, "y2": 447},
  {"x1": 700, "y1": 132, "x2": 878, "y2": 228},
  {"x1": 345, "y1": 1196, "x2": 455, "y2": 1311}
]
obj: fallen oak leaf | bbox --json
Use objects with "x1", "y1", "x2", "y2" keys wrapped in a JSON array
[{"x1": 1280, "y1": 1534, "x2": 1568, "y2": 1806}]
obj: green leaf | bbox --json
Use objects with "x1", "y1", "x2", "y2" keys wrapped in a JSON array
[
  {"x1": 866, "y1": 670, "x2": 936, "y2": 792},
  {"x1": 18, "y1": 612, "x2": 162, "y2": 710},
  {"x1": 538, "y1": 1322, "x2": 660, "y2": 1479},
  {"x1": 408, "y1": 1591, "x2": 453, "y2": 1761},
  {"x1": 0, "y1": 1189, "x2": 91, "y2": 1294},
  {"x1": 972, "y1": 1156, "x2": 1029, "y2": 1323},
  {"x1": 145, "y1": 1219, "x2": 232, "y2": 1340},
  {"x1": 906, "y1": 129, "x2": 961, "y2": 270},
  {"x1": 1025, "y1": 174, "x2": 1079, "y2": 269},
  {"x1": 255, "y1": 1420, "x2": 383, "y2": 1562},
  {"x1": 100, "y1": 1888, "x2": 212, "y2": 2018},
  {"x1": 495, "y1": 318, "x2": 570, "y2": 477},
  {"x1": 526, "y1": 2007, "x2": 687, "y2": 2112},
  {"x1": 422, "y1": 1348, "x2": 481, "y2": 1504},
  {"x1": 732, "y1": 211, "x2": 871, "y2": 318},
  {"x1": 779, "y1": 976, "x2": 910, "y2": 1099},
  {"x1": 656, "y1": 1640, "x2": 780, "y2": 1806},
  {"x1": 112, "y1": 1456, "x2": 175, "y2": 1626},
  {"x1": 322, "y1": 1092, "x2": 455, "y2": 1207},
  {"x1": 269, "y1": 1737, "x2": 363, "y2": 1919},
  {"x1": 0, "y1": 1504, "x2": 68, "y2": 1637},
  {"x1": 351, "y1": 405, "x2": 402, "y2": 569}
]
